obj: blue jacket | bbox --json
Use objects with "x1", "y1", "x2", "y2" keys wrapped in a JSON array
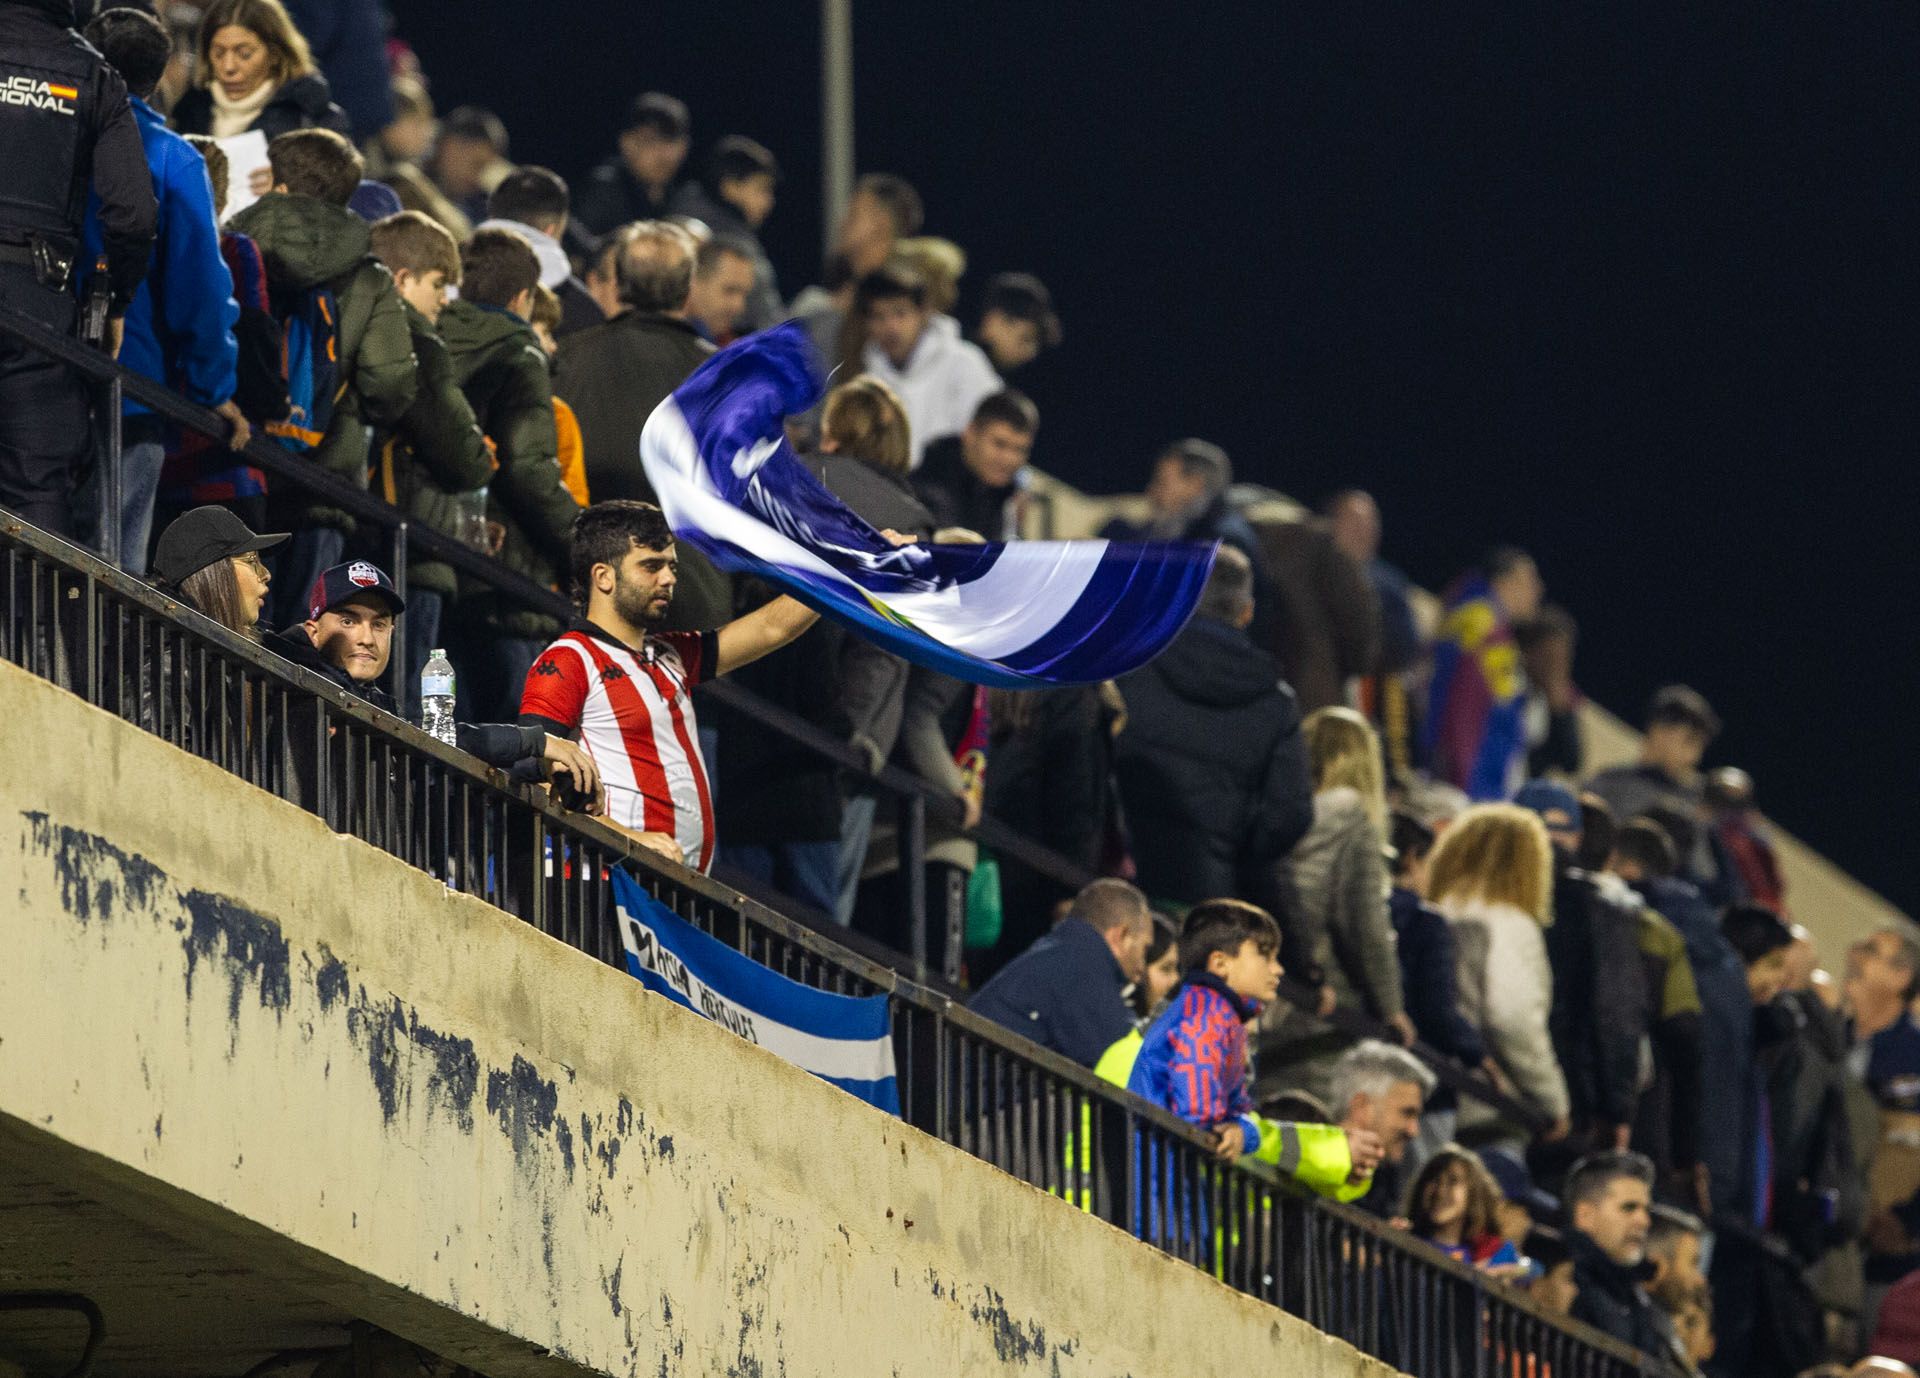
[
  {"x1": 1369, "y1": 558, "x2": 1423, "y2": 674},
  {"x1": 969, "y1": 918, "x2": 1136, "y2": 1069},
  {"x1": 283, "y1": 0, "x2": 393, "y2": 140},
  {"x1": 1127, "y1": 975, "x2": 1263, "y2": 1152},
  {"x1": 1641, "y1": 873, "x2": 1750, "y2": 1215},
  {"x1": 84, "y1": 96, "x2": 238, "y2": 417}
]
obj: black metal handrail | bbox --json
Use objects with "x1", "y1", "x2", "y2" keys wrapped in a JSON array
[
  {"x1": 1, "y1": 506, "x2": 1661, "y2": 1377},
  {"x1": 0, "y1": 301, "x2": 1558, "y2": 1134}
]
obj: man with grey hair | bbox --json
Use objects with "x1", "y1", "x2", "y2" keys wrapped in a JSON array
[
  {"x1": 1326, "y1": 1039, "x2": 1435, "y2": 1215},
  {"x1": 1563, "y1": 1151, "x2": 1679, "y2": 1365},
  {"x1": 1102, "y1": 438, "x2": 1264, "y2": 581},
  {"x1": 968, "y1": 879, "x2": 1153, "y2": 1069},
  {"x1": 557, "y1": 220, "x2": 729, "y2": 628}
]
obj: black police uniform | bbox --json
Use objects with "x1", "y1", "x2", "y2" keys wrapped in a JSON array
[{"x1": 0, "y1": 0, "x2": 154, "y2": 538}]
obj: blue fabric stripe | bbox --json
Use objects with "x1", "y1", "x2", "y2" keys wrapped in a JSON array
[
  {"x1": 817, "y1": 1075, "x2": 902, "y2": 1115},
  {"x1": 611, "y1": 871, "x2": 899, "y2": 1115},
  {"x1": 999, "y1": 542, "x2": 1217, "y2": 680},
  {"x1": 671, "y1": 527, "x2": 1050, "y2": 688},
  {"x1": 615, "y1": 871, "x2": 891, "y2": 1037}
]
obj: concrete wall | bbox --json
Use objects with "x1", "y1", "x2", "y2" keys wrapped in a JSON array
[{"x1": 0, "y1": 659, "x2": 1398, "y2": 1378}]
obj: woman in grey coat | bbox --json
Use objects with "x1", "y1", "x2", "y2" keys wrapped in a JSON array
[{"x1": 1255, "y1": 708, "x2": 1411, "y2": 1103}]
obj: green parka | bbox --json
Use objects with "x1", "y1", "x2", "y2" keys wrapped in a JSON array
[
  {"x1": 376, "y1": 302, "x2": 492, "y2": 598},
  {"x1": 437, "y1": 297, "x2": 581, "y2": 638},
  {"x1": 228, "y1": 193, "x2": 416, "y2": 533}
]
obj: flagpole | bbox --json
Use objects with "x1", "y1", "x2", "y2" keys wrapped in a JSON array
[{"x1": 821, "y1": 0, "x2": 854, "y2": 263}]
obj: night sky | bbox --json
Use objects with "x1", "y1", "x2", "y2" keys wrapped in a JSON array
[{"x1": 392, "y1": 1, "x2": 1920, "y2": 916}]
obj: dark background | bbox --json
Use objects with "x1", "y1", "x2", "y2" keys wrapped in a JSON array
[{"x1": 391, "y1": 1, "x2": 1919, "y2": 916}]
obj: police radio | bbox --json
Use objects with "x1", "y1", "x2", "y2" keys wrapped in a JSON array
[{"x1": 81, "y1": 255, "x2": 110, "y2": 350}]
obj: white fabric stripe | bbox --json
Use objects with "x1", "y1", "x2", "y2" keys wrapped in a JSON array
[
  {"x1": 637, "y1": 658, "x2": 706, "y2": 871},
  {"x1": 645, "y1": 403, "x2": 1105, "y2": 660},
  {"x1": 558, "y1": 635, "x2": 648, "y2": 833},
  {"x1": 748, "y1": 1017, "x2": 896, "y2": 1084},
  {"x1": 675, "y1": 692, "x2": 714, "y2": 870}
]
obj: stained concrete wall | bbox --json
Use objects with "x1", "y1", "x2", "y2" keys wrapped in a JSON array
[{"x1": 0, "y1": 659, "x2": 1399, "y2": 1378}]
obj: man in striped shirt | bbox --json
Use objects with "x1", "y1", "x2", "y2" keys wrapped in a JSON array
[{"x1": 519, "y1": 500, "x2": 817, "y2": 871}]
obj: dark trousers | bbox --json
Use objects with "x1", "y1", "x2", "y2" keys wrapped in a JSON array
[
  {"x1": 719, "y1": 841, "x2": 841, "y2": 917},
  {"x1": 399, "y1": 586, "x2": 445, "y2": 721},
  {"x1": 0, "y1": 263, "x2": 87, "y2": 538},
  {"x1": 461, "y1": 634, "x2": 545, "y2": 723}
]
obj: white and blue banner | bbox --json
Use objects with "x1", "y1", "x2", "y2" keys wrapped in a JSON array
[
  {"x1": 639, "y1": 322, "x2": 1217, "y2": 688},
  {"x1": 611, "y1": 868, "x2": 900, "y2": 1114}
]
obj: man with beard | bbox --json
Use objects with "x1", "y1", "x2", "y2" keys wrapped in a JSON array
[{"x1": 518, "y1": 500, "x2": 817, "y2": 873}]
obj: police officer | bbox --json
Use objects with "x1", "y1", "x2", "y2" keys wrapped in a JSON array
[{"x1": 0, "y1": 0, "x2": 154, "y2": 539}]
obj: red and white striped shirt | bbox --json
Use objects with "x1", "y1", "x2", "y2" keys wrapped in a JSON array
[{"x1": 520, "y1": 623, "x2": 719, "y2": 872}]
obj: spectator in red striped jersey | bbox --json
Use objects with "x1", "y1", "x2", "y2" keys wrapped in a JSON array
[{"x1": 518, "y1": 500, "x2": 818, "y2": 871}]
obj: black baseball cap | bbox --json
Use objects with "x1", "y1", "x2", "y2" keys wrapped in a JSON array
[
  {"x1": 1646, "y1": 684, "x2": 1721, "y2": 740},
  {"x1": 305, "y1": 560, "x2": 406, "y2": 621},
  {"x1": 982, "y1": 272, "x2": 1062, "y2": 347},
  {"x1": 151, "y1": 505, "x2": 288, "y2": 587},
  {"x1": 623, "y1": 90, "x2": 690, "y2": 140}
]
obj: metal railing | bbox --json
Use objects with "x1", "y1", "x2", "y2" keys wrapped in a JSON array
[
  {"x1": 0, "y1": 300, "x2": 1008, "y2": 980},
  {"x1": 0, "y1": 505, "x2": 1664, "y2": 1378},
  {"x1": 0, "y1": 301, "x2": 1555, "y2": 1132}
]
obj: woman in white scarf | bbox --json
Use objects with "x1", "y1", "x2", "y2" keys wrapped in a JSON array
[{"x1": 169, "y1": 0, "x2": 348, "y2": 195}]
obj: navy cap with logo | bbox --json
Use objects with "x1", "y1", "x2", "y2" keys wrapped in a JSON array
[
  {"x1": 150, "y1": 505, "x2": 289, "y2": 587},
  {"x1": 305, "y1": 560, "x2": 406, "y2": 621}
]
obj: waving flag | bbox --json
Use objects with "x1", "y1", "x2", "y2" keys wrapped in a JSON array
[{"x1": 639, "y1": 323, "x2": 1216, "y2": 687}]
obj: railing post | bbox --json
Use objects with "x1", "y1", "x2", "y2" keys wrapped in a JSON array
[
  {"x1": 941, "y1": 862, "x2": 964, "y2": 984},
  {"x1": 1471, "y1": 1271, "x2": 1489, "y2": 1378},
  {"x1": 901, "y1": 792, "x2": 927, "y2": 978},
  {"x1": 101, "y1": 374, "x2": 122, "y2": 570},
  {"x1": 389, "y1": 519, "x2": 409, "y2": 704}
]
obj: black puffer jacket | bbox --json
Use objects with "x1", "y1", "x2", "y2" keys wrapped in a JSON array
[
  {"x1": 1566, "y1": 1227, "x2": 1683, "y2": 1367},
  {"x1": 553, "y1": 309, "x2": 722, "y2": 630},
  {"x1": 171, "y1": 73, "x2": 350, "y2": 141},
  {"x1": 1545, "y1": 863, "x2": 1650, "y2": 1134},
  {"x1": 1113, "y1": 616, "x2": 1312, "y2": 906}
]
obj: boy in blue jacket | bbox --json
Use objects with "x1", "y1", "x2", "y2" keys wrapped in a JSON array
[
  {"x1": 80, "y1": 8, "x2": 249, "y2": 575},
  {"x1": 1121, "y1": 899, "x2": 1382, "y2": 1197}
]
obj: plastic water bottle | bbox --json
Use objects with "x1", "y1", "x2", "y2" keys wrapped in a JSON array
[
  {"x1": 420, "y1": 649, "x2": 457, "y2": 745},
  {"x1": 456, "y1": 484, "x2": 491, "y2": 551}
]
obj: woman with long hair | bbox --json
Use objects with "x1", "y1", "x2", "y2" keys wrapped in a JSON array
[
  {"x1": 1404, "y1": 1146, "x2": 1522, "y2": 1269},
  {"x1": 1128, "y1": 913, "x2": 1181, "y2": 1024},
  {"x1": 1426, "y1": 803, "x2": 1571, "y2": 1142},
  {"x1": 151, "y1": 505, "x2": 284, "y2": 639},
  {"x1": 171, "y1": 0, "x2": 348, "y2": 159},
  {"x1": 1257, "y1": 706, "x2": 1409, "y2": 1102}
]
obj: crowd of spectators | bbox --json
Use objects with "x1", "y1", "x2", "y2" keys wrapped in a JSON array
[{"x1": 9, "y1": 3, "x2": 1920, "y2": 1376}]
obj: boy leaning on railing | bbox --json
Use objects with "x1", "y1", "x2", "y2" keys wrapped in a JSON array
[{"x1": 1102, "y1": 898, "x2": 1385, "y2": 1199}]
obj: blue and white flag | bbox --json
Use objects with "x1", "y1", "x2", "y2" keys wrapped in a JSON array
[
  {"x1": 610, "y1": 867, "x2": 899, "y2": 1114},
  {"x1": 639, "y1": 322, "x2": 1217, "y2": 687}
]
